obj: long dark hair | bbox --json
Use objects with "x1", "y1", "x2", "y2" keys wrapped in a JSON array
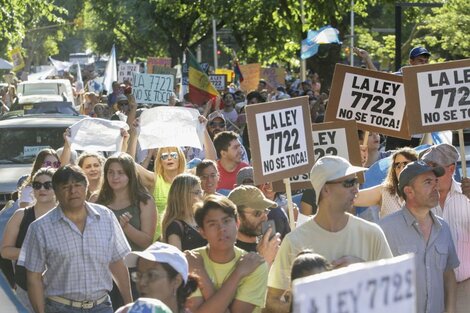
[
  {"x1": 24, "y1": 148, "x2": 59, "y2": 186},
  {"x1": 160, "y1": 263, "x2": 198, "y2": 312},
  {"x1": 97, "y1": 152, "x2": 151, "y2": 206},
  {"x1": 383, "y1": 147, "x2": 418, "y2": 196}
]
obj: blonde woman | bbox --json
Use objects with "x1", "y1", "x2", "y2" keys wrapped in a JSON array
[
  {"x1": 161, "y1": 173, "x2": 206, "y2": 251},
  {"x1": 354, "y1": 147, "x2": 418, "y2": 218}
]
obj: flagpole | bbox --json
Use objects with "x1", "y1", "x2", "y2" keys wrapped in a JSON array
[
  {"x1": 300, "y1": 0, "x2": 306, "y2": 81},
  {"x1": 350, "y1": 0, "x2": 354, "y2": 66},
  {"x1": 212, "y1": 18, "x2": 218, "y2": 69}
]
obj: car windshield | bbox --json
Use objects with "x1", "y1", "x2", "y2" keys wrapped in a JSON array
[{"x1": 0, "y1": 127, "x2": 65, "y2": 164}]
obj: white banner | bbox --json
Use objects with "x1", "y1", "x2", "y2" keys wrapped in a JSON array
[
  {"x1": 417, "y1": 66, "x2": 470, "y2": 126},
  {"x1": 293, "y1": 254, "x2": 416, "y2": 313},
  {"x1": 118, "y1": 63, "x2": 139, "y2": 84},
  {"x1": 255, "y1": 106, "x2": 309, "y2": 176},
  {"x1": 132, "y1": 72, "x2": 174, "y2": 105},
  {"x1": 337, "y1": 73, "x2": 406, "y2": 131},
  {"x1": 138, "y1": 107, "x2": 204, "y2": 150},
  {"x1": 69, "y1": 118, "x2": 129, "y2": 152}
]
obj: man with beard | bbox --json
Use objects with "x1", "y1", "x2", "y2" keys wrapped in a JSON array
[
  {"x1": 379, "y1": 161, "x2": 459, "y2": 313},
  {"x1": 266, "y1": 156, "x2": 392, "y2": 313},
  {"x1": 228, "y1": 185, "x2": 281, "y2": 266}
]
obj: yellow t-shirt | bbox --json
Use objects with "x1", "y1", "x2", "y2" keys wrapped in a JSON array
[
  {"x1": 153, "y1": 174, "x2": 171, "y2": 241},
  {"x1": 268, "y1": 213, "x2": 393, "y2": 291},
  {"x1": 190, "y1": 246, "x2": 268, "y2": 312}
]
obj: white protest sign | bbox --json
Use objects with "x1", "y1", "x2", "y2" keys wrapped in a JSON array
[
  {"x1": 118, "y1": 63, "x2": 139, "y2": 84},
  {"x1": 272, "y1": 120, "x2": 361, "y2": 191},
  {"x1": 245, "y1": 97, "x2": 314, "y2": 185},
  {"x1": 132, "y1": 72, "x2": 174, "y2": 105},
  {"x1": 403, "y1": 59, "x2": 470, "y2": 133},
  {"x1": 209, "y1": 74, "x2": 227, "y2": 91},
  {"x1": 68, "y1": 118, "x2": 129, "y2": 152},
  {"x1": 293, "y1": 254, "x2": 416, "y2": 313},
  {"x1": 325, "y1": 64, "x2": 410, "y2": 139},
  {"x1": 138, "y1": 106, "x2": 204, "y2": 150}
]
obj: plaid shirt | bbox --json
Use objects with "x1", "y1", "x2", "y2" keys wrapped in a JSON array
[{"x1": 18, "y1": 202, "x2": 131, "y2": 301}]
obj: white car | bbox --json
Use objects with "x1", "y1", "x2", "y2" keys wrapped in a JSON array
[{"x1": 17, "y1": 79, "x2": 74, "y2": 103}]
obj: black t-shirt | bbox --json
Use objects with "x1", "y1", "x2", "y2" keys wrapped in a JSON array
[
  {"x1": 166, "y1": 220, "x2": 207, "y2": 251},
  {"x1": 301, "y1": 189, "x2": 317, "y2": 215},
  {"x1": 235, "y1": 239, "x2": 257, "y2": 253}
]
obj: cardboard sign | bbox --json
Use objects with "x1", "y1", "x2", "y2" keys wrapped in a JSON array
[
  {"x1": 272, "y1": 120, "x2": 362, "y2": 191},
  {"x1": 325, "y1": 64, "x2": 410, "y2": 139},
  {"x1": 118, "y1": 63, "x2": 139, "y2": 84},
  {"x1": 261, "y1": 67, "x2": 285, "y2": 92},
  {"x1": 209, "y1": 74, "x2": 227, "y2": 91},
  {"x1": 138, "y1": 107, "x2": 204, "y2": 150},
  {"x1": 9, "y1": 47, "x2": 24, "y2": 72},
  {"x1": 403, "y1": 59, "x2": 470, "y2": 133},
  {"x1": 293, "y1": 254, "x2": 416, "y2": 313},
  {"x1": 246, "y1": 96, "x2": 315, "y2": 185},
  {"x1": 215, "y1": 68, "x2": 233, "y2": 83},
  {"x1": 132, "y1": 73, "x2": 174, "y2": 105},
  {"x1": 240, "y1": 63, "x2": 261, "y2": 92},
  {"x1": 147, "y1": 57, "x2": 172, "y2": 73}
]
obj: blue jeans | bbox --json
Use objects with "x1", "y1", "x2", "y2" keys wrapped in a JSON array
[{"x1": 45, "y1": 297, "x2": 113, "y2": 313}]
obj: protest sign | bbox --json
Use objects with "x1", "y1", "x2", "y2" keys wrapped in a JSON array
[
  {"x1": 0, "y1": 272, "x2": 28, "y2": 313},
  {"x1": 132, "y1": 72, "x2": 174, "y2": 105},
  {"x1": 325, "y1": 64, "x2": 410, "y2": 139},
  {"x1": 138, "y1": 107, "x2": 204, "y2": 150},
  {"x1": 261, "y1": 67, "x2": 285, "y2": 92},
  {"x1": 118, "y1": 63, "x2": 139, "y2": 84},
  {"x1": 147, "y1": 57, "x2": 172, "y2": 73},
  {"x1": 240, "y1": 63, "x2": 261, "y2": 92},
  {"x1": 9, "y1": 47, "x2": 24, "y2": 72},
  {"x1": 215, "y1": 68, "x2": 233, "y2": 83},
  {"x1": 209, "y1": 74, "x2": 227, "y2": 91},
  {"x1": 273, "y1": 120, "x2": 362, "y2": 191},
  {"x1": 68, "y1": 118, "x2": 128, "y2": 152},
  {"x1": 245, "y1": 96, "x2": 314, "y2": 185},
  {"x1": 293, "y1": 254, "x2": 416, "y2": 313},
  {"x1": 403, "y1": 59, "x2": 470, "y2": 133}
]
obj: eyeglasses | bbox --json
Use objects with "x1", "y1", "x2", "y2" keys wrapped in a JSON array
[
  {"x1": 209, "y1": 121, "x2": 225, "y2": 128},
  {"x1": 32, "y1": 181, "x2": 53, "y2": 190},
  {"x1": 244, "y1": 208, "x2": 270, "y2": 218},
  {"x1": 160, "y1": 152, "x2": 178, "y2": 161},
  {"x1": 131, "y1": 269, "x2": 167, "y2": 284},
  {"x1": 325, "y1": 178, "x2": 359, "y2": 188},
  {"x1": 191, "y1": 189, "x2": 204, "y2": 197},
  {"x1": 43, "y1": 161, "x2": 61, "y2": 168},
  {"x1": 393, "y1": 161, "x2": 409, "y2": 170},
  {"x1": 200, "y1": 173, "x2": 219, "y2": 180}
]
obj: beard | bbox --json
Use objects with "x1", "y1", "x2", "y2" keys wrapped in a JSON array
[{"x1": 238, "y1": 217, "x2": 262, "y2": 237}]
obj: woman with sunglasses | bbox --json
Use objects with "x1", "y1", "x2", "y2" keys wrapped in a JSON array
[
  {"x1": 18, "y1": 148, "x2": 61, "y2": 208},
  {"x1": 1, "y1": 168, "x2": 56, "y2": 312},
  {"x1": 116, "y1": 242, "x2": 198, "y2": 313},
  {"x1": 354, "y1": 147, "x2": 418, "y2": 219},
  {"x1": 96, "y1": 152, "x2": 156, "y2": 251},
  {"x1": 137, "y1": 147, "x2": 187, "y2": 241},
  {"x1": 161, "y1": 174, "x2": 207, "y2": 251}
]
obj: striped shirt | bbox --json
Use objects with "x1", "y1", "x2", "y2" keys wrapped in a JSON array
[
  {"x1": 432, "y1": 180, "x2": 470, "y2": 282},
  {"x1": 18, "y1": 202, "x2": 131, "y2": 301}
]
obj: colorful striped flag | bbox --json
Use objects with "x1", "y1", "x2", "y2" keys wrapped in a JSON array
[
  {"x1": 186, "y1": 49, "x2": 219, "y2": 105},
  {"x1": 301, "y1": 25, "x2": 340, "y2": 60}
]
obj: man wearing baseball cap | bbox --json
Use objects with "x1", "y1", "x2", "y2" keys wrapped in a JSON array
[
  {"x1": 379, "y1": 160, "x2": 459, "y2": 313},
  {"x1": 228, "y1": 185, "x2": 281, "y2": 266},
  {"x1": 420, "y1": 143, "x2": 470, "y2": 313},
  {"x1": 266, "y1": 156, "x2": 392, "y2": 313}
]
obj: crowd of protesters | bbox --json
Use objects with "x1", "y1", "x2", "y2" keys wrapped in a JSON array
[{"x1": 0, "y1": 46, "x2": 470, "y2": 313}]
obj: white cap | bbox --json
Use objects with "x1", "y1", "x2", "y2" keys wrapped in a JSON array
[
  {"x1": 310, "y1": 156, "x2": 367, "y2": 204},
  {"x1": 124, "y1": 242, "x2": 188, "y2": 283}
]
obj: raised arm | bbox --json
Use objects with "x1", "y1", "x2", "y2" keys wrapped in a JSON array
[
  {"x1": 354, "y1": 184, "x2": 383, "y2": 208},
  {"x1": 353, "y1": 47, "x2": 378, "y2": 71}
]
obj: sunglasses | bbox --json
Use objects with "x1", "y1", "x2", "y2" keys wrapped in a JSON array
[
  {"x1": 43, "y1": 161, "x2": 61, "y2": 168},
  {"x1": 209, "y1": 121, "x2": 225, "y2": 128},
  {"x1": 160, "y1": 152, "x2": 178, "y2": 161},
  {"x1": 393, "y1": 161, "x2": 409, "y2": 170},
  {"x1": 325, "y1": 177, "x2": 359, "y2": 188},
  {"x1": 32, "y1": 181, "x2": 53, "y2": 190}
]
